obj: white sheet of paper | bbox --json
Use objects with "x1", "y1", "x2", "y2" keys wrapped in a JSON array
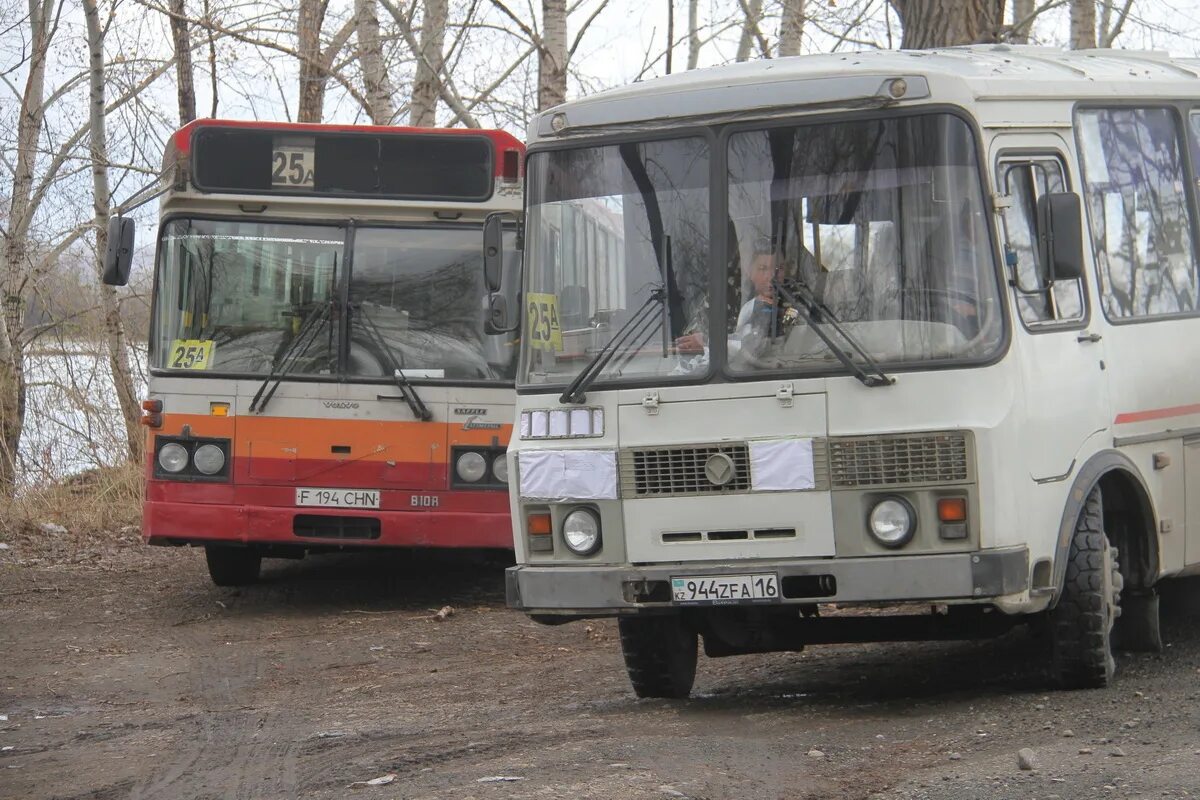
[
  {"x1": 749, "y1": 438, "x2": 815, "y2": 492},
  {"x1": 518, "y1": 449, "x2": 618, "y2": 500}
]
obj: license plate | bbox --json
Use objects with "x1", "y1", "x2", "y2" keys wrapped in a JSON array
[
  {"x1": 295, "y1": 487, "x2": 380, "y2": 509},
  {"x1": 671, "y1": 573, "x2": 780, "y2": 605}
]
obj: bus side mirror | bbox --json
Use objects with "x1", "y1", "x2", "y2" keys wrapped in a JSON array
[
  {"x1": 485, "y1": 292, "x2": 518, "y2": 335},
  {"x1": 1037, "y1": 192, "x2": 1084, "y2": 281},
  {"x1": 103, "y1": 216, "x2": 135, "y2": 286},
  {"x1": 483, "y1": 213, "x2": 506, "y2": 292}
]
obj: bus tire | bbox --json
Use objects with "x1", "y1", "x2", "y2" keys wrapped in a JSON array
[
  {"x1": 618, "y1": 615, "x2": 698, "y2": 699},
  {"x1": 1051, "y1": 486, "x2": 1122, "y2": 689},
  {"x1": 204, "y1": 545, "x2": 262, "y2": 587}
]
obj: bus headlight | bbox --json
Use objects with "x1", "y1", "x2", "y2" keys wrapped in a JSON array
[
  {"x1": 157, "y1": 442, "x2": 189, "y2": 474},
  {"x1": 456, "y1": 451, "x2": 487, "y2": 483},
  {"x1": 193, "y1": 443, "x2": 226, "y2": 475},
  {"x1": 492, "y1": 454, "x2": 509, "y2": 484},
  {"x1": 868, "y1": 497, "x2": 916, "y2": 548},
  {"x1": 562, "y1": 508, "x2": 601, "y2": 555}
]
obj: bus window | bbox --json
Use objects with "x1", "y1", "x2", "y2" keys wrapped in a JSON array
[
  {"x1": 998, "y1": 157, "x2": 1085, "y2": 326},
  {"x1": 1077, "y1": 107, "x2": 1199, "y2": 319}
]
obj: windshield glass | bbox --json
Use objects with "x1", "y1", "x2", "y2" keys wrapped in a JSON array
[
  {"x1": 725, "y1": 113, "x2": 1004, "y2": 373},
  {"x1": 152, "y1": 219, "x2": 516, "y2": 382},
  {"x1": 153, "y1": 218, "x2": 342, "y2": 375},
  {"x1": 520, "y1": 137, "x2": 710, "y2": 388},
  {"x1": 348, "y1": 227, "x2": 517, "y2": 381}
]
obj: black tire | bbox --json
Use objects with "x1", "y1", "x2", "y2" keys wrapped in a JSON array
[
  {"x1": 618, "y1": 615, "x2": 698, "y2": 699},
  {"x1": 1051, "y1": 486, "x2": 1123, "y2": 689},
  {"x1": 204, "y1": 545, "x2": 262, "y2": 587}
]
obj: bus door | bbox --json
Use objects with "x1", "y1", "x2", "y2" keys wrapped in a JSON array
[{"x1": 993, "y1": 137, "x2": 1109, "y2": 483}]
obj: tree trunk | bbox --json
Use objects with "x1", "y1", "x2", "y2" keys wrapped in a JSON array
[
  {"x1": 84, "y1": 0, "x2": 142, "y2": 464},
  {"x1": 170, "y1": 0, "x2": 197, "y2": 124},
  {"x1": 538, "y1": 0, "x2": 567, "y2": 111},
  {"x1": 665, "y1": 0, "x2": 674, "y2": 74},
  {"x1": 686, "y1": 0, "x2": 700, "y2": 69},
  {"x1": 890, "y1": 0, "x2": 1006, "y2": 48},
  {"x1": 410, "y1": 0, "x2": 447, "y2": 127},
  {"x1": 778, "y1": 0, "x2": 804, "y2": 56},
  {"x1": 1010, "y1": 0, "x2": 1034, "y2": 43},
  {"x1": 297, "y1": 0, "x2": 328, "y2": 123},
  {"x1": 203, "y1": 0, "x2": 218, "y2": 116},
  {"x1": 0, "y1": 1, "x2": 56, "y2": 494},
  {"x1": 735, "y1": 0, "x2": 762, "y2": 62},
  {"x1": 1070, "y1": 0, "x2": 1097, "y2": 48},
  {"x1": 354, "y1": 0, "x2": 396, "y2": 124}
]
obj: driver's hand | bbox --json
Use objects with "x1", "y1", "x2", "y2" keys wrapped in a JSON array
[{"x1": 674, "y1": 331, "x2": 706, "y2": 354}]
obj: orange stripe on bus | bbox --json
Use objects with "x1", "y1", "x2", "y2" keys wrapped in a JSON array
[{"x1": 1113, "y1": 403, "x2": 1200, "y2": 425}]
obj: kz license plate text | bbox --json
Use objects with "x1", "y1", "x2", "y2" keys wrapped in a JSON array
[{"x1": 671, "y1": 573, "x2": 780, "y2": 605}]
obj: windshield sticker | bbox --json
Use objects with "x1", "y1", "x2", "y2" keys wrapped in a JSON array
[
  {"x1": 526, "y1": 292, "x2": 563, "y2": 352},
  {"x1": 169, "y1": 339, "x2": 215, "y2": 370}
]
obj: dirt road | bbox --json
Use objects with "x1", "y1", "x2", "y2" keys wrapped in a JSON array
[{"x1": 2, "y1": 537, "x2": 1199, "y2": 800}]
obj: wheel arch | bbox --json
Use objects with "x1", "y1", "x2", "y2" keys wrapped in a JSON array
[{"x1": 1050, "y1": 449, "x2": 1159, "y2": 606}]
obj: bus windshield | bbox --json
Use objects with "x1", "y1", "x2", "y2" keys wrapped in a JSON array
[
  {"x1": 152, "y1": 218, "x2": 516, "y2": 381},
  {"x1": 520, "y1": 137, "x2": 711, "y2": 388}
]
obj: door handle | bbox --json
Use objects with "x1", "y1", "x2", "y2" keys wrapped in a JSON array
[{"x1": 1076, "y1": 332, "x2": 1102, "y2": 343}]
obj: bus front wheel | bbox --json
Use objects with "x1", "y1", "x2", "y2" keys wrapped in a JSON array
[
  {"x1": 204, "y1": 545, "x2": 262, "y2": 587},
  {"x1": 618, "y1": 615, "x2": 698, "y2": 699},
  {"x1": 1050, "y1": 486, "x2": 1123, "y2": 689}
]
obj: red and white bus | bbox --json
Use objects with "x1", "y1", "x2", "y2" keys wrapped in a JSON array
[{"x1": 104, "y1": 119, "x2": 523, "y2": 585}]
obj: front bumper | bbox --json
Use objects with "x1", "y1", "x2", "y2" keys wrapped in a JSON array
[
  {"x1": 507, "y1": 547, "x2": 1029, "y2": 615},
  {"x1": 144, "y1": 500, "x2": 512, "y2": 549}
]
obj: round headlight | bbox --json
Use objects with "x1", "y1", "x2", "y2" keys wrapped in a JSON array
[
  {"x1": 157, "y1": 442, "x2": 189, "y2": 474},
  {"x1": 193, "y1": 443, "x2": 226, "y2": 475},
  {"x1": 868, "y1": 497, "x2": 916, "y2": 548},
  {"x1": 562, "y1": 508, "x2": 601, "y2": 555},
  {"x1": 456, "y1": 451, "x2": 487, "y2": 483},
  {"x1": 492, "y1": 454, "x2": 509, "y2": 484}
]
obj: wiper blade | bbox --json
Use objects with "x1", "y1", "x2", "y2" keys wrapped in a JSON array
[
  {"x1": 355, "y1": 303, "x2": 432, "y2": 422},
  {"x1": 772, "y1": 280, "x2": 894, "y2": 388},
  {"x1": 559, "y1": 288, "x2": 665, "y2": 405},
  {"x1": 250, "y1": 300, "x2": 333, "y2": 413}
]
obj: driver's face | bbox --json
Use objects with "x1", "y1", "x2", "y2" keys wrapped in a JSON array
[{"x1": 748, "y1": 253, "x2": 779, "y2": 296}]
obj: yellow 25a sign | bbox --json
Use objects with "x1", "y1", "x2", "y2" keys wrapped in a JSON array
[
  {"x1": 168, "y1": 339, "x2": 214, "y2": 370},
  {"x1": 526, "y1": 292, "x2": 563, "y2": 352}
]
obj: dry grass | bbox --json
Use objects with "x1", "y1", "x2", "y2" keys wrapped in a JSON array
[{"x1": 0, "y1": 461, "x2": 145, "y2": 567}]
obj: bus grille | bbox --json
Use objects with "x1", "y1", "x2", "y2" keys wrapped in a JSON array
[
  {"x1": 828, "y1": 432, "x2": 970, "y2": 488},
  {"x1": 622, "y1": 443, "x2": 751, "y2": 497}
]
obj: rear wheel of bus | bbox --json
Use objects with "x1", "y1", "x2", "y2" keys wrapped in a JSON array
[
  {"x1": 1050, "y1": 486, "x2": 1123, "y2": 689},
  {"x1": 618, "y1": 615, "x2": 698, "y2": 699},
  {"x1": 204, "y1": 545, "x2": 262, "y2": 587}
]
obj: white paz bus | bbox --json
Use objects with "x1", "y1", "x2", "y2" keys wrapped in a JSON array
[{"x1": 484, "y1": 46, "x2": 1200, "y2": 697}]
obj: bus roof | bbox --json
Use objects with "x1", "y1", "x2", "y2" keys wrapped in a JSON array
[{"x1": 529, "y1": 45, "x2": 1200, "y2": 141}]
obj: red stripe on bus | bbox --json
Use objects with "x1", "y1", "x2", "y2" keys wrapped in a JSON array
[{"x1": 1113, "y1": 403, "x2": 1200, "y2": 425}]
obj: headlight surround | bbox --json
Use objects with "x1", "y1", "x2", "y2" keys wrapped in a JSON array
[
  {"x1": 455, "y1": 451, "x2": 487, "y2": 483},
  {"x1": 157, "y1": 442, "x2": 189, "y2": 474},
  {"x1": 562, "y1": 508, "x2": 601, "y2": 556},
  {"x1": 868, "y1": 497, "x2": 917, "y2": 548},
  {"x1": 192, "y1": 443, "x2": 226, "y2": 475},
  {"x1": 492, "y1": 454, "x2": 509, "y2": 484}
]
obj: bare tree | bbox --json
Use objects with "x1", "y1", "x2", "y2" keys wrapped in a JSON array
[
  {"x1": 687, "y1": 0, "x2": 701, "y2": 68},
  {"x1": 540, "y1": 0, "x2": 568, "y2": 110},
  {"x1": 1070, "y1": 0, "x2": 1096, "y2": 48},
  {"x1": 1010, "y1": 0, "x2": 1034, "y2": 42},
  {"x1": 1098, "y1": 0, "x2": 1133, "y2": 47},
  {"x1": 297, "y1": 0, "x2": 328, "y2": 122},
  {"x1": 410, "y1": 0, "x2": 448, "y2": 126},
  {"x1": 889, "y1": 0, "x2": 1007, "y2": 48},
  {"x1": 84, "y1": 0, "x2": 142, "y2": 462},
  {"x1": 170, "y1": 0, "x2": 197, "y2": 123},
  {"x1": 736, "y1": 0, "x2": 763, "y2": 61},
  {"x1": 778, "y1": 0, "x2": 805, "y2": 56},
  {"x1": 354, "y1": 0, "x2": 396, "y2": 124}
]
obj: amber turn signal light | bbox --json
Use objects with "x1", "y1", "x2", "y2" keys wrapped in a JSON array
[
  {"x1": 140, "y1": 412, "x2": 163, "y2": 428},
  {"x1": 937, "y1": 497, "x2": 968, "y2": 523},
  {"x1": 142, "y1": 398, "x2": 163, "y2": 413},
  {"x1": 527, "y1": 513, "x2": 552, "y2": 536}
]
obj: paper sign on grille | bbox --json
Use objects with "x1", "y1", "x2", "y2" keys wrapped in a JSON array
[{"x1": 749, "y1": 438, "x2": 815, "y2": 492}]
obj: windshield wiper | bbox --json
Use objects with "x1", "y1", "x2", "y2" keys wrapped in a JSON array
[
  {"x1": 354, "y1": 302, "x2": 432, "y2": 422},
  {"x1": 772, "y1": 279, "x2": 894, "y2": 388},
  {"x1": 250, "y1": 299, "x2": 333, "y2": 413},
  {"x1": 559, "y1": 288, "x2": 665, "y2": 405}
]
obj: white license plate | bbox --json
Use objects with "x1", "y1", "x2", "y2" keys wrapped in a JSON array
[
  {"x1": 295, "y1": 487, "x2": 380, "y2": 509},
  {"x1": 671, "y1": 573, "x2": 780, "y2": 605}
]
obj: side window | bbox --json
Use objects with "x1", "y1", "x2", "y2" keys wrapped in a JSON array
[
  {"x1": 1077, "y1": 107, "x2": 1199, "y2": 319},
  {"x1": 998, "y1": 157, "x2": 1084, "y2": 325}
]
